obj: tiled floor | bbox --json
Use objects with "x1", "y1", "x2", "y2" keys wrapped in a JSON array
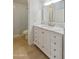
[{"x1": 13, "y1": 35, "x2": 48, "y2": 59}]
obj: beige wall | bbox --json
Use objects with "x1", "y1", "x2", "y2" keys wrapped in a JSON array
[{"x1": 13, "y1": 2, "x2": 28, "y2": 35}]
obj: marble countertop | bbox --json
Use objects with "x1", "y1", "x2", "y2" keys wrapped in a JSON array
[{"x1": 34, "y1": 24, "x2": 64, "y2": 35}]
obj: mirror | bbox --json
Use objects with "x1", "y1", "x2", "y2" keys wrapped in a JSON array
[
  {"x1": 41, "y1": 4, "x2": 53, "y2": 25},
  {"x1": 42, "y1": 1, "x2": 64, "y2": 27}
]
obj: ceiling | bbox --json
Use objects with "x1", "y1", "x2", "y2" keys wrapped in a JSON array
[{"x1": 13, "y1": 0, "x2": 28, "y2": 5}]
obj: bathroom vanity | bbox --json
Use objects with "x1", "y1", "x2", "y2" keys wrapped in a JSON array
[{"x1": 33, "y1": 24, "x2": 64, "y2": 59}]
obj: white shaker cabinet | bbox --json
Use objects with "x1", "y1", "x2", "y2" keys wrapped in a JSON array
[
  {"x1": 33, "y1": 26, "x2": 42, "y2": 48},
  {"x1": 33, "y1": 25, "x2": 64, "y2": 59},
  {"x1": 33, "y1": 26, "x2": 51, "y2": 57},
  {"x1": 40, "y1": 29, "x2": 51, "y2": 57}
]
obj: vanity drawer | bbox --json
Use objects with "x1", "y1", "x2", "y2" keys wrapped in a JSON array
[
  {"x1": 50, "y1": 31, "x2": 62, "y2": 40},
  {"x1": 51, "y1": 47, "x2": 62, "y2": 59}
]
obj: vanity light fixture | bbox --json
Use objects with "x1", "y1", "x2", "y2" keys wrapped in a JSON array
[{"x1": 44, "y1": 0, "x2": 61, "y2": 6}]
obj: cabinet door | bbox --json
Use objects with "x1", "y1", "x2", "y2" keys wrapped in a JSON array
[
  {"x1": 33, "y1": 27, "x2": 39, "y2": 46},
  {"x1": 38, "y1": 28, "x2": 45, "y2": 50},
  {"x1": 34, "y1": 27, "x2": 45, "y2": 50},
  {"x1": 37, "y1": 28, "x2": 44, "y2": 49},
  {"x1": 39, "y1": 29, "x2": 51, "y2": 57},
  {"x1": 34, "y1": 27, "x2": 51, "y2": 58}
]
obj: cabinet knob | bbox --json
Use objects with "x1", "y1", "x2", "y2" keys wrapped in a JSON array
[
  {"x1": 42, "y1": 46, "x2": 44, "y2": 48},
  {"x1": 54, "y1": 42, "x2": 56, "y2": 45},
  {"x1": 54, "y1": 49, "x2": 56, "y2": 51},
  {"x1": 42, "y1": 32, "x2": 44, "y2": 34},
  {"x1": 54, "y1": 56, "x2": 56, "y2": 58},
  {"x1": 54, "y1": 36, "x2": 56, "y2": 38}
]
